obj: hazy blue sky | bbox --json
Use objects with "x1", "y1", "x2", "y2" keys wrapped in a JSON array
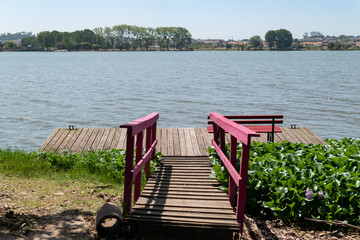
[{"x1": 1, "y1": 0, "x2": 359, "y2": 39}]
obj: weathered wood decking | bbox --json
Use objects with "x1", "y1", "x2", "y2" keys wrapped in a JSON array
[
  {"x1": 38, "y1": 127, "x2": 325, "y2": 155},
  {"x1": 38, "y1": 126, "x2": 325, "y2": 239},
  {"x1": 127, "y1": 156, "x2": 240, "y2": 239}
]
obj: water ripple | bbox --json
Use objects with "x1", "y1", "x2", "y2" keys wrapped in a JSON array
[{"x1": 0, "y1": 51, "x2": 359, "y2": 151}]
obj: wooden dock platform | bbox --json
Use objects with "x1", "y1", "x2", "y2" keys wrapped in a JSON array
[
  {"x1": 38, "y1": 126, "x2": 325, "y2": 239},
  {"x1": 38, "y1": 127, "x2": 325, "y2": 155}
]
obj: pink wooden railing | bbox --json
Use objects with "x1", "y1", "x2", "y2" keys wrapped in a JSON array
[
  {"x1": 209, "y1": 112, "x2": 260, "y2": 234},
  {"x1": 120, "y1": 113, "x2": 159, "y2": 213}
]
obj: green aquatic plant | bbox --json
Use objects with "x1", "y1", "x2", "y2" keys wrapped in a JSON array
[{"x1": 207, "y1": 138, "x2": 360, "y2": 225}]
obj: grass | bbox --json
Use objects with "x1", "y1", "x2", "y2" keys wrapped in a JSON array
[
  {"x1": 0, "y1": 148, "x2": 161, "y2": 213},
  {"x1": 0, "y1": 148, "x2": 161, "y2": 236},
  {"x1": 0, "y1": 174, "x2": 122, "y2": 215}
]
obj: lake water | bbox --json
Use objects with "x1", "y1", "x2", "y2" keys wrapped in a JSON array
[{"x1": 0, "y1": 51, "x2": 359, "y2": 151}]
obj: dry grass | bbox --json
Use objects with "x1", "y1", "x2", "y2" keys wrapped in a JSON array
[{"x1": 0, "y1": 173, "x2": 123, "y2": 238}]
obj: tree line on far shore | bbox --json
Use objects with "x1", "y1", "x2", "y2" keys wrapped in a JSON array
[
  {"x1": 1, "y1": 27, "x2": 358, "y2": 51},
  {"x1": 0, "y1": 25, "x2": 192, "y2": 51}
]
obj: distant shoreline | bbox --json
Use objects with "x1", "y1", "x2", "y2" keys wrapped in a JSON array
[{"x1": 1, "y1": 48, "x2": 360, "y2": 52}]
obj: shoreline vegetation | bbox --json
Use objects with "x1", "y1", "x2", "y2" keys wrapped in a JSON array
[
  {"x1": 1, "y1": 139, "x2": 359, "y2": 239},
  {"x1": 1, "y1": 26, "x2": 359, "y2": 52}
]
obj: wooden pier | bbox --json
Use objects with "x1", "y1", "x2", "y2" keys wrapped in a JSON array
[
  {"x1": 38, "y1": 125, "x2": 325, "y2": 239},
  {"x1": 38, "y1": 127, "x2": 325, "y2": 155}
]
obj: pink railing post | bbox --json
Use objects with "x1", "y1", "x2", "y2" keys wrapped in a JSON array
[
  {"x1": 213, "y1": 122, "x2": 219, "y2": 145},
  {"x1": 229, "y1": 135, "x2": 237, "y2": 208},
  {"x1": 236, "y1": 143, "x2": 251, "y2": 234},
  {"x1": 123, "y1": 129, "x2": 135, "y2": 214},
  {"x1": 151, "y1": 121, "x2": 157, "y2": 162},
  {"x1": 120, "y1": 113, "x2": 159, "y2": 214},
  {"x1": 209, "y1": 112, "x2": 259, "y2": 236}
]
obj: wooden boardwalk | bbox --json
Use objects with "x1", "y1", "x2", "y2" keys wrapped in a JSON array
[
  {"x1": 127, "y1": 156, "x2": 240, "y2": 239},
  {"x1": 38, "y1": 127, "x2": 325, "y2": 155},
  {"x1": 38, "y1": 126, "x2": 325, "y2": 239}
]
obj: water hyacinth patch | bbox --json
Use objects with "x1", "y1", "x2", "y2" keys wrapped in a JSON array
[{"x1": 207, "y1": 138, "x2": 360, "y2": 226}]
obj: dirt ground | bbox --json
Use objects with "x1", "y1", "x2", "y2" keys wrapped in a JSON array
[
  {"x1": 1, "y1": 207, "x2": 360, "y2": 240},
  {"x1": 1, "y1": 175, "x2": 359, "y2": 239}
]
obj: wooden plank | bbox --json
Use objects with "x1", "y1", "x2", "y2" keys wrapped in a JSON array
[
  {"x1": 172, "y1": 128, "x2": 181, "y2": 157},
  {"x1": 225, "y1": 133, "x2": 231, "y2": 145},
  {"x1": 291, "y1": 127, "x2": 308, "y2": 143},
  {"x1": 130, "y1": 209, "x2": 236, "y2": 221},
  {"x1": 303, "y1": 127, "x2": 326, "y2": 145},
  {"x1": 132, "y1": 205, "x2": 234, "y2": 214},
  {"x1": 103, "y1": 128, "x2": 116, "y2": 150},
  {"x1": 283, "y1": 127, "x2": 303, "y2": 143},
  {"x1": 75, "y1": 128, "x2": 93, "y2": 153},
  {"x1": 109, "y1": 128, "x2": 121, "y2": 149},
  {"x1": 184, "y1": 128, "x2": 195, "y2": 156},
  {"x1": 142, "y1": 186, "x2": 221, "y2": 193},
  {"x1": 96, "y1": 128, "x2": 111, "y2": 151},
  {"x1": 199, "y1": 127, "x2": 212, "y2": 149},
  {"x1": 293, "y1": 127, "x2": 311, "y2": 144},
  {"x1": 167, "y1": 128, "x2": 175, "y2": 156},
  {"x1": 126, "y1": 213, "x2": 237, "y2": 225},
  {"x1": 146, "y1": 179, "x2": 219, "y2": 185},
  {"x1": 44, "y1": 128, "x2": 65, "y2": 152},
  {"x1": 56, "y1": 129, "x2": 77, "y2": 152},
  {"x1": 195, "y1": 128, "x2": 208, "y2": 156},
  {"x1": 141, "y1": 189, "x2": 226, "y2": 197},
  {"x1": 51, "y1": 129, "x2": 71, "y2": 153},
  {"x1": 178, "y1": 128, "x2": 187, "y2": 156},
  {"x1": 116, "y1": 128, "x2": 127, "y2": 149},
  {"x1": 139, "y1": 193, "x2": 228, "y2": 201},
  {"x1": 90, "y1": 128, "x2": 105, "y2": 150},
  {"x1": 156, "y1": 128, "x2": 161, "y2": 153},
  {"x1": 281, "y1": 127, "x2": 299, "y2": 143},
  {"x1": 82, "y1": 128, "x2": 99, "y2": 152},
  {"x1": 161, "y1": 128, "x2": 168, "y2": 156},
  {"x1": 158, "y1": 162, "x2": 211, "y2": 166},
  {"x1": 62, "y1": 128, "x2": 83, "y2": 152},
  {"x1": 275, "y1": 129, "x2": 287, "y2": 142},
  {"x1": 69, "y1": 128, "x2": 88, "y2": 153},
  {"x1": 135, "y1": 197, "x2": 231, "y2": 209},
  {"x1": 38, "y1": 128, "x2": 61, "y2": 152},
  {"x1": 189, "y1": 128, "x2": 201, "y2": 156},
  {"x1": 258, "y1": 133, "x2": 267, "y2": 143}
]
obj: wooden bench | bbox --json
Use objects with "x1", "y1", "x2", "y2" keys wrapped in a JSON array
[{"x1": 208, "y1": 115, "x2": 283, "y2": 142}]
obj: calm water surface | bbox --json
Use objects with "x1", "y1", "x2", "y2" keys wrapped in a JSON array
[{"x1": 0, "y1": 51, "x2": 359, "y2": 151}]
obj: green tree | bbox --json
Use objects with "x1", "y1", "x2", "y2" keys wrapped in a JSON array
[
  {"x1": 265, "y1": 30, "x2": 276, "y2": 50},
  {"x1": 335, "y1": 42, "x2": 342, "y2": 50},
  {"x1": 173, "y1": 27, "x2": 192, "y2": 50},
  {"x1": 37, "y1": 31, "x2": 53, "y2": 49},
  {"x1": 4, "y1": 40, "x2": 15, "y2": 49},
  {"x1": 327, "y1": 42, "x2": 335, "y2": 50},
  {"x1": 250, "y1": 35, "x2": 262, "y2": 49},
  {"x1": 21, "y1": 36, "x2": 38, "y2": 48},
  {"x1": 104, "y1": 26, "x2": 114, "y2": 49},
  {"x1": 0, "y1": 41, "x2": 3, "y2": 48},
  {"x1": 274, "y1": 29, "x2": 293, "y2": 50}
]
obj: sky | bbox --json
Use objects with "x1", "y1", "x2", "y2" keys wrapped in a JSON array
[{"x1": 1, "y1": 0, "x2": 359, "y2": 40}]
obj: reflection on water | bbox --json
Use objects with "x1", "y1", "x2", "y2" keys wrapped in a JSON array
[{"x1": 0, "y1": 51, "x2": 359, "y2": 151}]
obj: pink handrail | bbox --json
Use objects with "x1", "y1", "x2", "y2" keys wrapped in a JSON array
[
  {"x1": 209, "y1": 112, "x2": 260, "y2": 235},
  {"x1": 120, "y1": 113, "x2": 159, "y2": 213}
]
